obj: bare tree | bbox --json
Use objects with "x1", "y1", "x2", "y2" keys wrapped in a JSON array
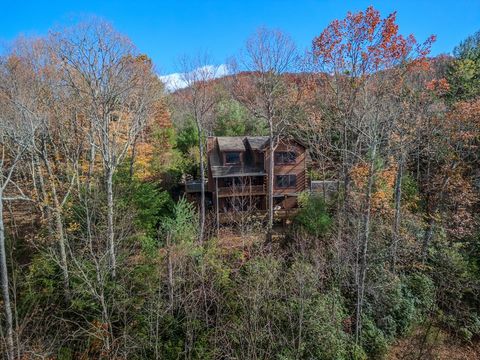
[
  {"x1": 230, "y1": 27, "x2": 298, "y2": 237},
  {"x1": 51, "y1": 20, "x2": 162, "y2": 277},
  {"x1": 0, "y1": 70, "x2": 38, "y2": 359},
  {"x1": 224, "y1": 178, "x2": 262, "y2": 236},
  {"x1": 173, "y1": 54, "x2": 220, "y2": 243}
]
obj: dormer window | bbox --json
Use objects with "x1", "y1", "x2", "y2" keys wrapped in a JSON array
[
  {"x1": 225, "y1": 152, "x2": 241, "y2": 165},
  {"x1": 275, "y1": 151, "x2": 296, "y2": 164}
]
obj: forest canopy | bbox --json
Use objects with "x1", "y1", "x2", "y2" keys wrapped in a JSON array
[{"x1": 0, "y1": 7, "x2": 479, "y2": 360}]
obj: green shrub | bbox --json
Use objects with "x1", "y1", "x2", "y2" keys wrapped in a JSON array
[
  {"x1": 295, "y1": 194, "x2": 332, "y2": 237},
  {"x1": 361, "y1": 317, "x2": 388, "y2": 358},
  {"x1": 404, "y1": 273, "x2": 436, "y2": 317},
  {"x1": 175, "y1": 117, "x2": 199, "y2": 154}
]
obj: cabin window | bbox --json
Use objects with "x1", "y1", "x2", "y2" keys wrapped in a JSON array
[
  {"x1": 275, "y1": 151, "x2": 296, "y2": 164},
  {"x1": 225, "y1": 152, "x2": 241, "y2": 165},
  {"x1": 276, "y1": 175, "x2": 296, "y2": 188}
]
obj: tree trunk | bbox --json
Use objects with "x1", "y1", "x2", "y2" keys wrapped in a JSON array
[
  {"x1": 197, "y1": 121, "x2": 205, "y2": 243},
  {"x1": 43, "y1": 155, "x2": 70, "y2": 294},
  {"x1": 53, "y1": 200, "x2": 69, "y2": 295},
  {"x1": 0, "y1": 194, "x2": 14, "y2": 360},
  {"x1": 422, "y1": 216, "x2": 435, "y2": 262},
  {"x1": 106, "y1": 168, "x2": 117, "y2": 278},
  {"x1": 34, "y1": 154, "x2": 49, "y2": 224},
  {"x1": 166, "y1": 233, "x2": 174, "y2": 312},
  {"x1": 391, "y1": 158, "x2": 403, "y2": 273},
  {"x1": 355, "y1": 142, "x2": 377, "y2": 343},
  {"x1": 129, "y1": 135, "x2": 138, "y2": 179},
  {"x1": 267, "y1": 125, "x2": 275, "y2": 239}
]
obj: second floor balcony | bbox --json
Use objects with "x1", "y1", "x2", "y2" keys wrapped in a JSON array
[{"x1": 216, "y1": 184, "x2": 266, "y2": 197}]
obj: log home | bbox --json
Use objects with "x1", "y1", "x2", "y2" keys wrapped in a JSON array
[{"x1": 201, "y1": 136, "x2": 307, "y2": 220}]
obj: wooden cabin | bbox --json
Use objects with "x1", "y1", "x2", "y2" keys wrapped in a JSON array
[{"x1": 196, "y1": 136, "x2": 308, "y2": 220}]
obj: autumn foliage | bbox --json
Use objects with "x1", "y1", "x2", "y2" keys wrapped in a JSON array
[{"x1": 0, "y1": 7, "x2": 479, "y2": 360}]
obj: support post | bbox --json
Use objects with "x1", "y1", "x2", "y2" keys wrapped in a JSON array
[{"x1": 215, "y1": 177, "x2": 219, "y2": 237}]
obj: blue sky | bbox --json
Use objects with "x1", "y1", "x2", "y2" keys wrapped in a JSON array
[{"x1": 1, "y1": 1, "x2": 479, "y2": 75}]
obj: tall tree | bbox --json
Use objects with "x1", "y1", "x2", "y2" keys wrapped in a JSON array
[
  {"x1": 51, "y1": 20, "x2": 162, "y2": 277},
  {"x1": 173, "y1": 54, "x2": 220, "y2": 243},
  {"x1": 309, "y1": 6, "x2": 434, "y2": 341},
  {"x1": 231, "y1": 27, "x2": 298, "y2": 237},
  {"x1": 0, "y1": 58, "x2": 38, "y2": 358}
]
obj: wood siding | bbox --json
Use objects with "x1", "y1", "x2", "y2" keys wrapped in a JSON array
[
  {"x1": 207, "y1": 137, "x2": 307, "y2": 213},
  {"x1": 265, "y1": 141, "x2": 307, "y2": 196}
]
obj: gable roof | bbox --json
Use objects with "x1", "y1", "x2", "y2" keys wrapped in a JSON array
[
  {"x1": 246, "y1": 136, "x2": 269, "y2": 150},
  {"x1": 217, "y1": 136, "x2": 246, "y2": 152}
]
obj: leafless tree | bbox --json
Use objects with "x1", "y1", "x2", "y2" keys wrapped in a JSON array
[
  {"x1": 173, "y1": 53, "x2": 221, "y2": 243},
  {"x1": 223, "y1": 178, "x2": 262, "y2": 236},
  {"x1": 230, "y1": 27, "x2": 298, "y2": 237},
  {"x1": 0, "y1": 70, "x2": 38, "y2": 359},
  {"x1": 51, "y1": 19, "x2": 162, "y2": 277}
]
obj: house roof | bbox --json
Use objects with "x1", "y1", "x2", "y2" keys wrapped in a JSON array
[
  {"x1": 217, "y1": 137, "x2": 246, "y2": 152},
  {"x1": 246, "y1": 136, "x2": 269, "y2": 150}
]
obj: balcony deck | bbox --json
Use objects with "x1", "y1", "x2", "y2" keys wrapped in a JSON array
[{"x1": 217, "y1": 185, "x2": 266, "y2": 198}]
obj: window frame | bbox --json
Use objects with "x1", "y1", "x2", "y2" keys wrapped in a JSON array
[
  {"x1": 275, "y1": 174, "x2": 297, "y2": 189},
  {"x1": 224, "y1": 152, "x2": 241, "y2": 165},
  {"x1": 274, "y1": 151, "x2": 297, "y2": 165}
]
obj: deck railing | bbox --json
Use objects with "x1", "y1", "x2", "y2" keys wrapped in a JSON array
[{"x1": 217, "y1": 185, "x2": 266, "y2": 197}]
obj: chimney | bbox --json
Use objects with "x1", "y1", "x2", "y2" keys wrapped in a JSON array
[{"x1": 207, "y1": 136, "x2": 216, "y2": 154}]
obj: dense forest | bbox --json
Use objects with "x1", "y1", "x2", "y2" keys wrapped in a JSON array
[{"x1": 0, "y1": 6, "x2": 479, "y2": 359}]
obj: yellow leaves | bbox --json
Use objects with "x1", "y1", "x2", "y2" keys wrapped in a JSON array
[
  {"x1": 350, "y1": 160, "x2": 397, "y2": 215},
  {"x1": 132, "y1": 142, "x2": 154, "y2": 181},
  {"x1": 350, "y1": 163, "x2": 370, "y2": 188},
  {"x1": 66, "y1": 221, "x2": 80, "y2": 233}
]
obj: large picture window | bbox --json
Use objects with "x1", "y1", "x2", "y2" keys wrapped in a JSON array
[
  {"x1": 276, "y1": 174, "x2": 296, "y2": 188},
  {"x1": 225, "y1": 152, "x2": 241, "y2": 165},
  {"x1": 275, "y1": 151, "x2": 296, "y2": 164}
]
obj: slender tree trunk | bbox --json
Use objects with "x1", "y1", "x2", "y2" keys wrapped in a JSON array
[
  {"x1": 215, "y1": 178, "x2": 219, "y2": 237},
  {"x1": 0, "y1": 194, "x2": 14, "y2": 360},
  {"x1": 43, "y1": 154, "x2": 70, "y2": 294},
  {"x1": 106, "y1": 167, "x2": 116, "y2": 278},
  {"x1": 422, "y1": 216, "x2": 435, "y2": 262},
  {"x1": 197, "y1": 120, "x2": 205, "y2": 243},
  {"x1": 53, "y1": 199, "x2": 69, "y2": 294},
  {"x1": 87, "y1": 128, "x2": 96, "y2": 192},
  {"x1": 99, "y1": 286, "x2": 111, "y2": 353},
  {"x1": 267, "y1": 124, "x2": 274, "y2": 239},
  {"x1": 34, "y1": 154, "x2": 49, "y2": 223},
  {"x1": 391, "y1": 157, "x2": 403, "y2": 273},
  {"x1": 129, "y1": 135, "x2": 138, "y2": 179},
  {"x1": 166, "y1": 233, "x2": 174, "y2": 312},
  {"x1": 355, "y1": 142, "x2": 377, "y2": 343}
]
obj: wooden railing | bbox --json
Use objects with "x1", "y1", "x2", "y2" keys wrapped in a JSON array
[{"x1": 217, "y1": 185, "x2": 266, "y2": 197}]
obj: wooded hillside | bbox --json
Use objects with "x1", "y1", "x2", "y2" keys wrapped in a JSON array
[{"x1": 0, "y1": 7, "x2": 479, "y2": 359}]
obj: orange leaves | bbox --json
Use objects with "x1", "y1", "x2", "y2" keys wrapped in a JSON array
[
  {"x1": 426, "y1": 78, "x2": 450, "y2": 95},
  {"x1": 430, "y1": 165, "x2": 479, "y2": 238},
  {"x1": 312, "y1": 6, "x2": 435, "y2": 75},
  {"x1": 133, "y1": 142, "x2": 154, "y2": 181},
  {"x1": 450, "y1": 97, "x2": 480, "y2": 125},
  {"x1": 350, "y1": 161, "x2": 397, "y2": 215}
]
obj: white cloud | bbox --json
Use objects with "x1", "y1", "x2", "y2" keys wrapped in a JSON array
[{"x1": 159, "y1": 64, "x2": 229, "y2": 92}]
